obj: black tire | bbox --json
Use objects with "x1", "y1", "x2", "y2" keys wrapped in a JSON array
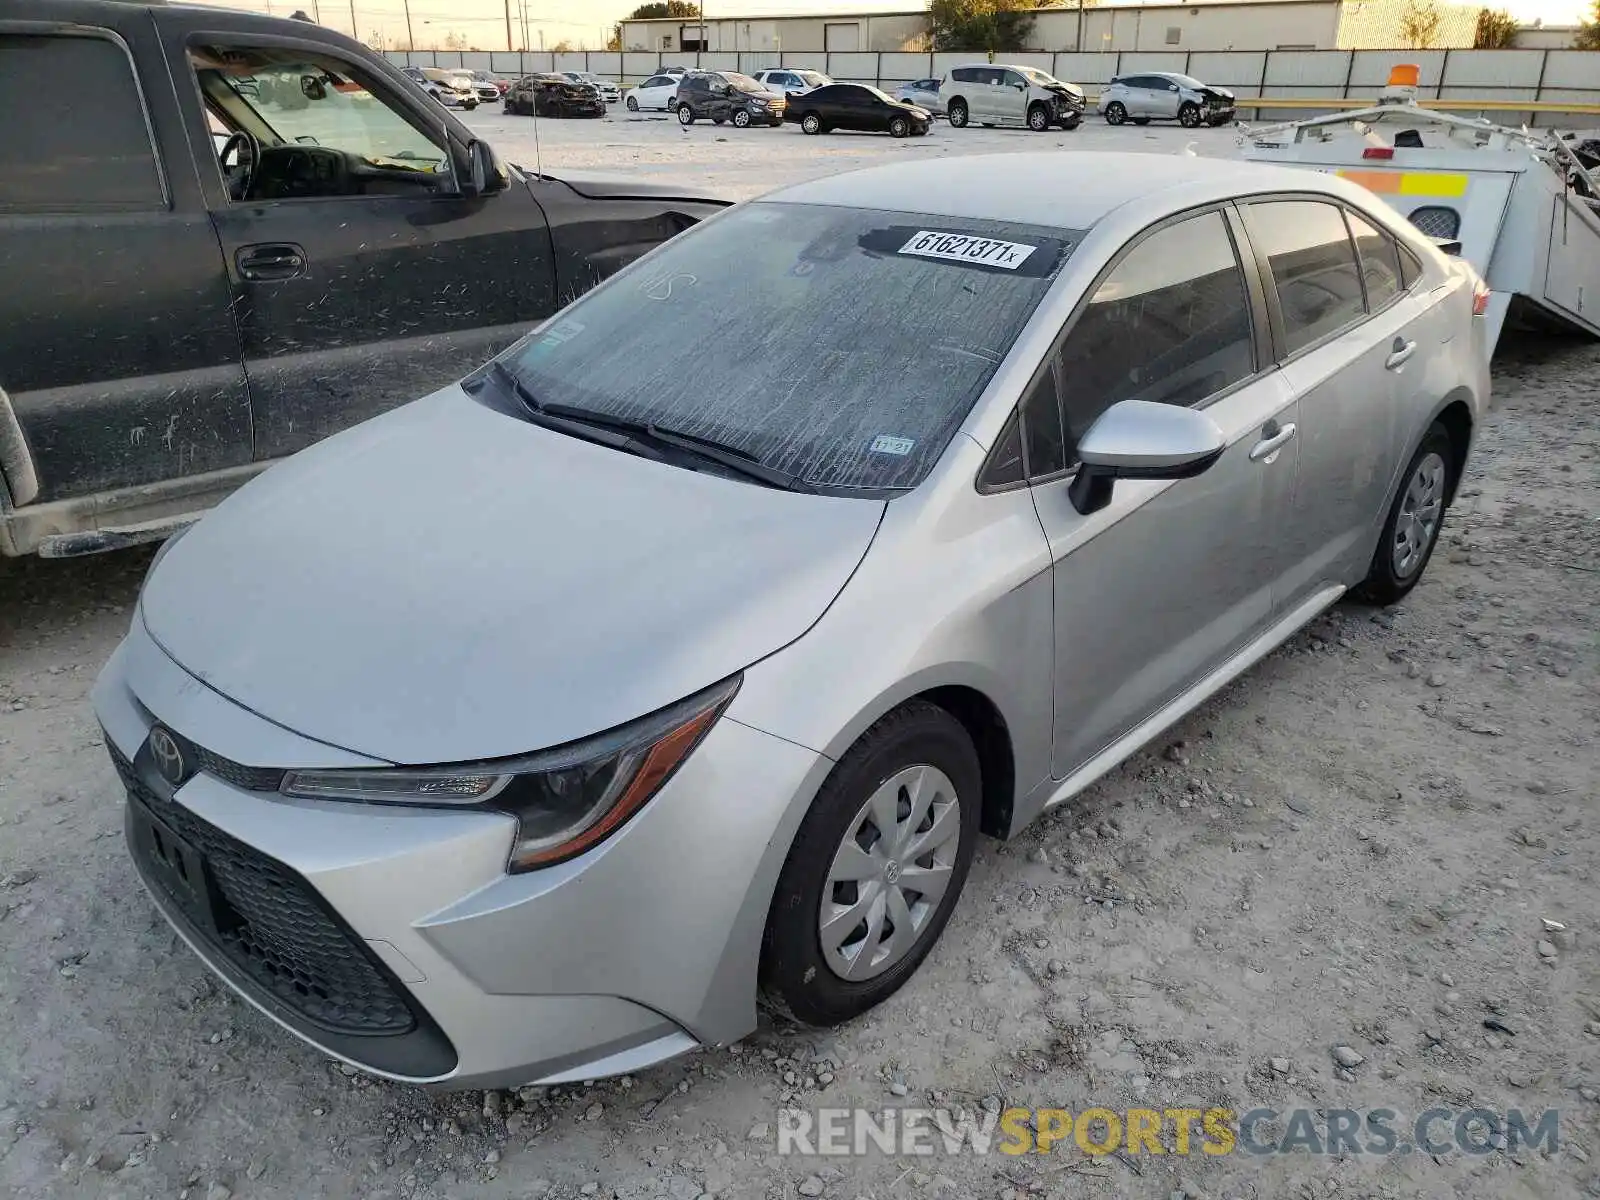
[
  {"x1": 801, "y1": 112, "x2": 822, "y2": 135},
  {"x1": 889, "y1": 115, "x2": 910, "y2": 138},
  {"x1": 732, "y1": 110, "x2": 751, "y2": 128},
  {"x1": 1027, "y1": 103, "x2": 1050, "y2": 132},
  {"x1": 626, "y1": 95, "x2": 639, "y2": 111},
  {"x1": 1062, "y1": 114, "x2": 1082, "y2": 131},
  {"x1": 1179, "y1": 101, "x2": 1202, "y2": 128},
  {"x1": 761, "y1": 701, "x2": 982, "y2": 1027},
  {"x1": 677, "y1": 103, "x2": 694, "y2": 125},
  {"x1": 1104, "y1": 101, "x2": 1127, "y2": 125},
  {"x1": 1357, "y1": 423, "x2": 1455, "y2": 605},
  {"x1": 947, "y1": 99, "x2": 969, "y2": 128}
]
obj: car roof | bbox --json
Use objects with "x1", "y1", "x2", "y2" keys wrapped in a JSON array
[{"x1": 763, "y1": 152, "x2": 1351, "y2": 231}]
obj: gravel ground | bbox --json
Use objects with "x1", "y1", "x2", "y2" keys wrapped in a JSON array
[{"x1": 2, "y1": 113, "x2": 1599, "y2": 1200}]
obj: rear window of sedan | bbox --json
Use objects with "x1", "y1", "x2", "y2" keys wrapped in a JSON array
[{"x1": 499, "y1": 203, "x2": 1077, "y2": 492}]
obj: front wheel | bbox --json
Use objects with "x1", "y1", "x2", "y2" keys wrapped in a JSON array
[
  {"x1": 732, "y1": 109, "x2": 751, "y2": 128},
  {"x1": 626, "y1": 95, "x2": 639, "y2": 112},
  {"x1": 1179, "y1": 102, "x2": 1202, "y2": 128},
  {"x1": 801, "y1": 112, "x2": 822, "y2": 134},
  {"x1": 947, "y1": 99, "x2": 969, "y2": 128},
  {"x1": 889, "y1": 115, "x2": 910, "y2": 138},
  {"x1": 677, "y1": 104, "x2": 694, "y2": 125},
  {"x1": 1027, "y1": 103, "x2": 1050, "y2": 132},
  {"x1": 761, "y1": 702, "x2": 981, "y2": 1026},
  {"x1": 1104, "y1": 101, "x2": 1127, "y2": 126},
  {"x1": 1358, "y1": 424, "x2": 1454, "y2": 605}
]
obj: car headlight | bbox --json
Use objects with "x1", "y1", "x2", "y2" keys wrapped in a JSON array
[{"x1": 281, "y1": 675, "x2": 740, "y2": 872}]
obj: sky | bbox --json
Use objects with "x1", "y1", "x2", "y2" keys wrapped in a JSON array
[{"x1": 217, "y1": 0, "x2": 1591, "y2": 52}]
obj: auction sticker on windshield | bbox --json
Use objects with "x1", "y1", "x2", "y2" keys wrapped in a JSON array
[{"x1": 899, "y1": 231, "x2": 1038, "y2": 270}]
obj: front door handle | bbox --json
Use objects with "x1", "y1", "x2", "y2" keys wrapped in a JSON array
[
  {"x1": 1385, "y1": 337, "x2": 1417, "y2": 371},
  {"x1": 236, "y1": 243, "x2": 306, "y2": 282},
  {"x1": 1249, "y1": 421, "x2": 1297, "y2": 463}
]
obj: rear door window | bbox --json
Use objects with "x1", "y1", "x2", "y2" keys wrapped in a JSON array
[
  {"x1": 1247, "y1": 200, "x2": 1367, "y2": 354},
  {"x1": 1346, "y1": 211, "x2": 1403, "y2": 311},
  {"x1": 0, "y1": 33, "x2": 163, "y2": 211}
]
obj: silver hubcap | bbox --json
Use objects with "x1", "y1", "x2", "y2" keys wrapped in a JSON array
[
  {"x1": 1393, "y1": 451, "x2": 1446, "y2": 577},
  {"x1": 819, "y1": 765, "x2": 961, "y2": 982}
]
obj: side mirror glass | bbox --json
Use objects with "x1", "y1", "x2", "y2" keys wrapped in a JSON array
[
  {"x1": 300, "y1": 74, "x2": 327, "y2": 101},
  {"x1": 1068, "y1": 400, "x2": 1226, "y2": 516}
]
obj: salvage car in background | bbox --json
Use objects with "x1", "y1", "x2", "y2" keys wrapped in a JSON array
[
  {"x1": 562, "y1": 70, "x2": 620, "y2": 105},
  {"x1": 894, "y1": 77, "x2": 945, "y2": 115},
  {"x1": 1099, "y1": 72, "x2": 1236, "y2": 127},
  {"x1": 403, "y1": 65, "x2": 479, "y2": 109},
  {"x1": 675, "y1": 70, "x2": 786, "y2": 128},
  {"x1": 943, "y1": 63, "x2": 1084, "y2": 131},
  {"x1": 451, "y1": 68, "x2": 502, "y2": 103},
  {"x1": 787, "y1": 83, "x2": 931, "y2": 137},
  {"x1": 505, "y1": 73, "x2": 605, "y2": 118},
  {"x1": 0, "y1": 0, "x2": 727, "y2": 557},
  {"x1": 98, "y1": 152, "x2": 1485, "y2": 1088}
]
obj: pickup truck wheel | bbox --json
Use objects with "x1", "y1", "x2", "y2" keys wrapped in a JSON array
[
  {"x1": 677, "y1": 104, "x2": 694, "y2": 125},
  {"x1": 1104, "y1": 101, "x2": 1126, "y2": 125},
  {"x1": 947, "y1": 99, "x2": 968, "y2": 128}
]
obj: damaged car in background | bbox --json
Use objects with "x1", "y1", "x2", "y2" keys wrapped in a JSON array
[
  {"x1": 0, "y1": 0, "x2": 728, "y2": 558},
  {"x1": 505, "y1": 73, "x2": 606, "y2": 119}
]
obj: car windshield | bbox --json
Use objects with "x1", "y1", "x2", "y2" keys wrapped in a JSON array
[
  {"x1": 861, "y1": 85, "x2": 896, "y2": 102},
  {"x1": 496, "y1": 203, "x2": 1075, "y2": 492},
  {"x1": 722, "y1": 72, "x2": 764, "y2": 93},
  {"x1": 1021, "y1": 68, "x2": 1058, "y2": 85},
  {"x1": 1169, "y1": 74, "x2": 1205, "y2": 89},
  {"x1": 799, "y1": 71, "x2": 830, "y2": 87}
]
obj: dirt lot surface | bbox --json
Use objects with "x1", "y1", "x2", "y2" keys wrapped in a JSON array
[{"x1": 2, "y1": 114, "x2": 1598, "y2": 1200}]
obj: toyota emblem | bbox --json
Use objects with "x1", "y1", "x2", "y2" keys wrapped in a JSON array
[{"x1": 148, "y1": 726, "x2": 189, "y2": 787}]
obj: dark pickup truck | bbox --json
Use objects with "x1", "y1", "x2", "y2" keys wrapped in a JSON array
[{"x1": 0, "y1": 0, "x2": 728, "y2": 557}]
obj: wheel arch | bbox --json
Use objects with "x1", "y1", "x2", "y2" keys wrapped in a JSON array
[{"x1": 1434, "y1": 394, "x2": 1474, "y2": 505}]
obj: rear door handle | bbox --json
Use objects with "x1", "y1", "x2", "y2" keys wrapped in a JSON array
[
  {"x1": 1385, "y1": 337, "x2": 1417, "y2": 371},
  {"x1": 1249, "y1": 422, "x2": 1297, "y2": 462},
  {"x1": 236, "y1": 243, "x2": 306, "y2": 282}
]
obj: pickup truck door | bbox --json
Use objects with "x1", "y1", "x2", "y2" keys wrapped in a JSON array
[
  {"x1": 158, "y1": 13, "x2": 559, "y2": 462},
  {"x1": 0, "y1": 11, "x2": 252, "y2": 512}
]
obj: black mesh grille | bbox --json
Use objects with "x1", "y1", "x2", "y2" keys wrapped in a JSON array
[
  {"x1": 111, "y1": 740, "x2": 416, "y2": 1037},
  {"x1": 1409, "y1": 206, "x2": 1461, "y2": 239},
  {"x1": 164, "y1": 729, "x2": 284, "y2": 792}
]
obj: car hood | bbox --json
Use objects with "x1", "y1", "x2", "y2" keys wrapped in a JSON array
[
  {"x1": 1045, "y1": 81, "x2": 1085, "y2": 100},
  {"x1": 140, "y1": 387, "x2": 885, "y2": 765},
  {"x1": 533, "y1": 169, "x2": 732, "y2": 208},
  {"x1": 1200, "y1": 86, "x2": 1234, "y2": 101}
]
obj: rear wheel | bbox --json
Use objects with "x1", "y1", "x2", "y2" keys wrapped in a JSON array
[
  {"x1": 1027, "y1": 102, "x2": 1050, "y2": 132},
  {"x1": 947, "y1": 98, "x2": 969, "y2": 128},
  {"x1": 677, "y1": 103, "x2": 694, "y2": 125},
  {"x1": 1104, "y1": 101, "x2": 1127, "y2": 125},
  {"x1": 1179, "y1": 101, "x2": 1202, "y2": 128},
  {"x1": 889, "y1": 114, "x2": 910, "y2": 138},
  {"x1": 761, "y1": 702, "x2": 981, "y2": 1026},
  {"x1": 1358, "y1": 424, "x2": 1454, "y2": 605}
]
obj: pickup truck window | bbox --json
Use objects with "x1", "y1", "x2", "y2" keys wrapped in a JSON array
[
  {"x1": 189, "y1": 45, "x2": 450, "y2": 202},
  {"x1": 0, "y1": 33, "x2": 163, "y2": 211}
]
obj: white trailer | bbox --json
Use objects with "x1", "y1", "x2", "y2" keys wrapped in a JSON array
[{"x1": 1239, "y1": 69, "x2": 1600, "y2": 356}]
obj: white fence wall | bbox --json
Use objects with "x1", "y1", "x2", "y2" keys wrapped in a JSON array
[{"x1": 385, "y1": 48, "x2": 1599, "y2": 124}]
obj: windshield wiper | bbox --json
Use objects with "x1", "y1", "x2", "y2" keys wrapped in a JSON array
[
  {"x1": 540, "y1": 402, "x2": 815, "y2": 493},
  {"x1": 483, "y1": 362, "x2": 666, "y2": 462}
]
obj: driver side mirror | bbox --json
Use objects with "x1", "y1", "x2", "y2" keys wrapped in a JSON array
[
  {"x1": 464, "y1": 138, "x2": 507, "y2": 197},
  {"x1": 1067, "y1": 400, "x2": 1226, "y2": 516},
  {"x1": 300, "y1": 74, "x2": 327, "y2": 101}
]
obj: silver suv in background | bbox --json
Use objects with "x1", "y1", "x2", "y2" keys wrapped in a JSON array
[
  {"x1": 752, "y1": 67, "x2": 831, "y2": 96},
  {"x1": 942, "y1": 63, "x2": 1084, "y2": 131},
  {"x1": 1098, "y1": 72, "x2": 1236, "y2": 127}
]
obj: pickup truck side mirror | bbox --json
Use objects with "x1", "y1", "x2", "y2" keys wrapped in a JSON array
[{"x1": 464, "y1": 138, "x2": 508, "y2": 197}]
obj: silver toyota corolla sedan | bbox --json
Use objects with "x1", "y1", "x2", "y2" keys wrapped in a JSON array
[{"x1": 94, "y1": 152, "x2": 1489, "y2": 1089}]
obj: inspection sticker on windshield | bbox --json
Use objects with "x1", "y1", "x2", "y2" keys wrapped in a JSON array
[
  {"x1": 898, "y1": 231, "x2": 1038, "y2": 270},
  {"x1": 870, "y1": 435, "x2": 915, "y2": 456}
]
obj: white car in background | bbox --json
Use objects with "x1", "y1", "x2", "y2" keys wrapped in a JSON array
[
  {"x1": 751, "y1": 67, "x2": 830, "y2": 97},
  {"x1": 564, "y1": 70, "x2": 621, "y2": 105},
  {"x1": 625, "y1": 72, "x2": 682, "y2": 112}
]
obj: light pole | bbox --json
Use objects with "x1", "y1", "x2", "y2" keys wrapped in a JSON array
[{"x1": 402, "y1": 0, "x2": 414, "y2": 51}]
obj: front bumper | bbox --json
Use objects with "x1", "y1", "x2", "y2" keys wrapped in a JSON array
[{"x1": 92, "y1": 622, "x2": 829, "y2": 1088}]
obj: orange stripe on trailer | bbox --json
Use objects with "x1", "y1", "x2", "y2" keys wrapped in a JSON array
[{"x1": 1336, "y1": 170, "x2": 1469, "y2": 197}]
